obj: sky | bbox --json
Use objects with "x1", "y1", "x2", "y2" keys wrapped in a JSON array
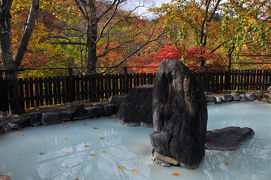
[{"x1": 122, "y1": 0, "x2": 172, "y2": 19}]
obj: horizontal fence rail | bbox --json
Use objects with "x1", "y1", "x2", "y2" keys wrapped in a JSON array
[{"x1": 1, "y1": 69, "x2": 271, "y2": 112}]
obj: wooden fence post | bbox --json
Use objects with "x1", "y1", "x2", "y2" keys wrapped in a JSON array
[
  {"x1": 0, "y1": 71, "x2": 8, "y2": 116},
  {"x1": 123, "y1": 67, "x2": 129, "y2": 93},
  {"x1": 67, "y1": 68, "x2": 75, "y2": 104}
]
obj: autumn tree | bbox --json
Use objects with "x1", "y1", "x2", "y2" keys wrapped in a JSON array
[
  {"x1": 151, "y1": 0, "x2": 222, "y2": 68},
  {"x1": 0, "y1": 0, "x2": 39, "y2": 113},
  {"x1": 49, "y1": 0, "x2": 164, "y2": 74}
]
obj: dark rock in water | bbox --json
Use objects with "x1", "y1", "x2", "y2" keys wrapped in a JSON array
[
  {"x1": 102, "y1": 104, "x2": 115, "y2": 116},
  {"x1": 29, "y1": 112, "x2": 42, "y2": 126},
  {"x1": 41, "y1": 112, "x2": 61, "y2": 125},
  {"x1": 222, "y1": 94, "x2": 233, "y2": 102},
  {"x1": 205, "y1": 126, "x2": 255, "y2": 151},
  {"x1": 85, "y1": 106, "x2": 104, "y2": 118},
  {"x1": 150, "y1": 59, "x2": 207, "y2": 169},
  {"x1": 109, "y1": 95, "x2": 126, "y2": 112},
  {"x1": 61, "y1": 110, "x2": 74, "y2": 121},
  {"x1": 118, "y1": 85, "x2": 153, "y2": 127}
]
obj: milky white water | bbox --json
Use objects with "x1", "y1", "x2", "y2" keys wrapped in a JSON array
[{"x1": 0, "y1": 102, "x2": 271, "y2": 180}]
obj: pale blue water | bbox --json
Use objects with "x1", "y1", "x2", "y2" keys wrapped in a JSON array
[{"x1": 0, "y1": 102, "x2": 271, "y2": 180}]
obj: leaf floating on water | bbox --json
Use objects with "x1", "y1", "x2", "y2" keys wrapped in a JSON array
[
  {"x1": 64, "y1": 152, "x2": 70, "y2": 155},
  {"x1": 64, "y1": 138, "x2": 68, "y2": 140},
  {"x1": 85, "y1": 145, "x2": 89, "y2": 147},
  {"x1": 83, "y1": 124, "x2": 88, "y2": 126},
  {"x1": 76, "y1": 178, "x2": 79, "y2": 180},
  {"x1": 100, "y1": 137, "x2": 105, "y2": 140},
  {"x1": 101, "y1": 150, "x2": 107, "y2": 153},
  {"x1": 93, "y1": 127, "x2": 99, "y2": 130},
  {"x1": 225, "y1": 162, "x2": 229, "y2": 166},
  {"x1": 22, "y1": 134, "x2": 24, "y2": 136},
  {"x1": 0, "y1": 137, "x2": 4, "y2": 141},
  {"x1": 172, "y1": 173, "x2": 180, "y2": 176},
  {"x1": 131, "y1": 169, "x2": 138, "y2": 174},
  {"x1": 65, "y1": 126, "x2": 69, "y2": 128},
  {"x1": 40, "y1": 153, "x2": 45, "y2": 155},
  {"x1": 118, "y1": 166, "x2": 125, "y2": 169},
  {"x1": 90, "y1": 154, "x2": 96, "y2": 157}
]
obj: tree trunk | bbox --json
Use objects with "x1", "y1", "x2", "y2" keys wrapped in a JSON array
[
  {"x1": 86, "y1": 0, "x2": 98, "y2": 74},
  {"x1": 0, "y1": 0, "x2": 39, "y2": 114}
]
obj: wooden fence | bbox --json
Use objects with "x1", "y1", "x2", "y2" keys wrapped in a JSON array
[{"x1": 1, "y1": 69, "x2": 271, "y2": 112}]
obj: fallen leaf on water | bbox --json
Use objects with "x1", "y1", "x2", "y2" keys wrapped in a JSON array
[
  {"x1": 65, "y1": 126, "x2": 69, "y2": 128},
  {"x1": 225, "y1": 162, "x2": 229, "y2": 166},
  {"x1": 64, "y1": 152, "x2": 70, "y2": 155},
  {"x1": 118, "y1": 166, "x2": 125, "y2": 169},
  {"x1": 90, "y1": 154, "x2": 96, "y2": 157},
  {"x1": 85, "y1": 145, "x2": 89, "y2": 147},
  {"x1": 76, "y1": 178, "x2": 79, "y2": 180},
  {"x1": 101, "y1": 150, "x2": 107, "y2": 153},
  {"x1": 131, "y1": 169, "x2": 138, "y2": 174},
  {"x1": 40, "y1": 153, "x2": 45, "y2": 155},
  {"x1": 83, "y1": 124, "x2": 88, "y2": 126},
  {"x1": 22, "y1": 134, "x2": 24, "y2": 136},
  {"x1": 64, "y1": 138, "x2": 68, "y2": 140},
  {"x1": 172, "y1": 173, "x2": 179, "y2": 176},
  {"x1": 93, "y1": 127, "x2": 99, "y2": 130},
  {"x1": 0, "y1": 137, "x2": 4, "y2": 141},
  {"x1": 100, "y1": 137, "x2": 105, "y2": 140}
]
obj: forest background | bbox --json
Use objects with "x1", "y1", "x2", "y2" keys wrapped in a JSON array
[{"x1": 0, "y1": 0, "x2": 270, "y2": 78}]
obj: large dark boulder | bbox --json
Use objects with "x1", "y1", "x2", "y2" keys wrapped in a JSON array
[
  {"x1": 205, "y1": 126, "x2": 255, "y2": 151},
  {"x1": 150, "y1": 59, "x2": 207, "y2": 169},
  {"x1": 117, "y1": 85, "x2": 153, "y2": 127}
]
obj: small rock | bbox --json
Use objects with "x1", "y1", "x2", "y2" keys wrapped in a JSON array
[
  {"x1": 61, "y1": 110, "x2": 74, "y2": 121},
  {"x1": 71, "y1": 104, "x2": 87, "y2": 120},
  {"x1": 206, "y1": 95, "x2": 215, "y2": 104},
  {"x1": 231, "y1": 92, "x2": 240, "y2": 101},
  {"x1": 246, "y1": 92, "x2": 255, "y2": 101},
  {"x1": 214, "y1": 96, "x2": 223, "y2": 104},
  {"x1": 9, "y1": 116, "x2": 30, "y2": 128},
  {"x1": 7, "y1": 122, "x2": 20, "y2": 130},
  {"x1": 222, "y1": 94, "x2": 233, "y2": 102},
  {"x1": 41, "y1": 112, "x2": 61, "y2": 125},
  {"x1": 239, "y1": 94, "x2": 246, "y2": 101},
  {"x1": 102, "y1": 104, "x2": 115, "y2": 116},
  {"x1": 29, "y1": 112, "x2": 42, "y2": 126},
  {"x1": 85, "y1": 106, "x2": 104, "y2": 118},
  {"x1": 0, "y1": 122, "x2": 12, "y2": 133}
]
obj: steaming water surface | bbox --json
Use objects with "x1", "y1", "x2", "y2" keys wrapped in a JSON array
[{"x1": 0, "y1": 102, "x2": 271, "y2": 180}]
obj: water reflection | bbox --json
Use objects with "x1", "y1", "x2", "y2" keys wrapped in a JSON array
[{"x1": 0, "y1": 102, "x2": 271, "y2": 180}]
